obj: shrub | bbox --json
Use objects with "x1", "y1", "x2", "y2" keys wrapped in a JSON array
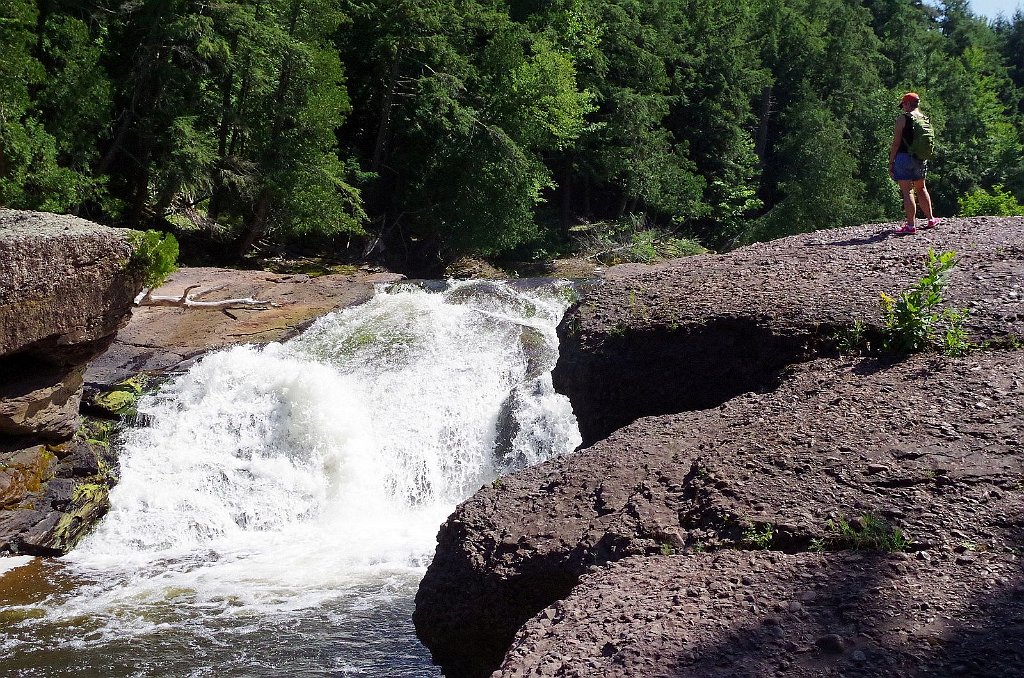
[
  {"x1": 881, "y1": 248, "x2": 971, "y2": 356},
  {"x1": 958, "y1": 184, "x2": 1024, "y2": 217},
  {"x1": 129, "y1": 230, "x2": 179, "y2": 289},
  {"x1": 742, "y1": 523, "x2": 775, "y2": 549},
  {"x1": 826, "y1": 515, "x2": 910, "y2": 552},
  {"x1": 570, "y1": 214, "x2": 709, "y2": 265}
]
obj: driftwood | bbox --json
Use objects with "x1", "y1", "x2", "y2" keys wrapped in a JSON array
[{"x1": 134, "y1": 284, "x2": 279, "y2": 309}]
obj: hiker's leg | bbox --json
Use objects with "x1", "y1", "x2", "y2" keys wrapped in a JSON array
[
  {"x1": 898, "y1": 180, "x2": 916, "y2": 225},
  {"x1": 915, "y1": 179, "x2": 934, "y2": 221}
]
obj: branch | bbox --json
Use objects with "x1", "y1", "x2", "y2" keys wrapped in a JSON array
[{"x1": 134, "y1": 284, "x2": 279, "y2": 309}]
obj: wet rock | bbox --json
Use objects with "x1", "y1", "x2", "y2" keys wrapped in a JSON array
[{"x1": 0, "y1": 437, "x2": 114, "y2": 556}]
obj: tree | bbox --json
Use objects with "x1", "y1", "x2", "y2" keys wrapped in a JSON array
[{"x1": 0, "y1": 0, "x2": 80, "y2": 211}]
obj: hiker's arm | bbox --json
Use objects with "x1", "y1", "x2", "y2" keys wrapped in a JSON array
[{"x1": 888, "y1": 116, "x2": 906, "y2": 176}]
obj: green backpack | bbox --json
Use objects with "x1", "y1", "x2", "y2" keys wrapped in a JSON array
[{"x1": 904, "y1": 113, "x2": 935, "y2": 161}]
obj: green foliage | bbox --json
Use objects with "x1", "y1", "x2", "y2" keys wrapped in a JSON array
[
  {"x1": 834, "y1": 320, "x2": 867, "y2": 355},
  {"x1": 958, "y1": 184, "x2": 1024, "y2": 216},
  {"x1": 742, "y1": 523, "x2": 775, "y2": 550},
  {"x1": 941, "y1": 307, "x2": 972, "y2": 357},
  {"x1": 825, "y1": 515, "x2": 910, "y2": 552},
  {"x1": 568, "y1": 214, "x2": 707, "y2": 265},
  {"x1": 880, "y1": 248, "x2": 972, "y2": 355},
  {"x1": 129, "y1": 230, "x2": 179, "y2": 289},
  {"x1": 1, "y1": 0, "x2": 1023, "y2": 269}
]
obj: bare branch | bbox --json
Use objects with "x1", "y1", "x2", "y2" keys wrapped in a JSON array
[{"x1": 134, "y1": 285, "x2": 279, "y2": 309}]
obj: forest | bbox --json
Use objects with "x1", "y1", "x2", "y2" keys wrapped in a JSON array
[{"x1": 1, "y1": 0, "x2": 1022, "y2": 273}]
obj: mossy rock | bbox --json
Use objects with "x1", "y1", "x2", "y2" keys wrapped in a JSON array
[
  {"x1": 0, "y1": 446, "x2": 55, "y2": 508},
  {"x1": 87, "y1": 374, "x2": 151, "y2": 417},
  {"x1": 77, "y1": 417, "x2": 117, "y2": 447},
  {"x1": 48, "y1": 480, "x2": 110, "y2": 553}
]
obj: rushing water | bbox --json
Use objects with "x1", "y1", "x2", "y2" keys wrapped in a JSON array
[{"x1": 0, "y1": 280, "x2": 581, "y2": 677}]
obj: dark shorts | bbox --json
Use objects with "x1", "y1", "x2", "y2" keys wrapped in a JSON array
[{"x1": 893, "y1": 152, "x2": 927, "y2": 181}]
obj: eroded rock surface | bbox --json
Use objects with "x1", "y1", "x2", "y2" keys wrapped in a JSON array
[
  {"x1": 553, "y1": 217, "x2": 1024, "y2": 445},
  {"x1": 0, "y1": 209, "x2": 144, "y2": 438},
  {"x1": 416, "y1": 353, "x2": 1024, "y2": 676},
  {"x1": 497, "y1": 551, "x2": 1024, "y2": 677},
  {"x1": 415, "y1": 218, "x2": 1024, "y2": 677}
]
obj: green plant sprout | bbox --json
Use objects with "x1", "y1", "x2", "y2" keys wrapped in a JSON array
[{"x1": 880, "y1": 248, "x2": 972, "y2": 356}]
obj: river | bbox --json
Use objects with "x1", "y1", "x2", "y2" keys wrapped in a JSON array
[{"x1": 0, "y1": 279, "x2": 581, "y2": 677}]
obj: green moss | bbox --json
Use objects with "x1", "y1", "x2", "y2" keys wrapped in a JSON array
[
  {"x1": 93, "y1": 389, "x2": 136, "y2": 413},
  {"x1": 71, "y1": 482, "x2": 108, "y2": 505},
  {"x1": 49, "y1": 481, "x2": 110, "y2": 553},
  {"x1": 77, "y1": 417, "x2": 117, "y2": 447},
  {"x1": 89, "y1": 374, "x2": 151, "y2": 417}
]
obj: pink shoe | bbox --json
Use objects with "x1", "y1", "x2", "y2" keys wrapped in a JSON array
[
  {"x1": 893, "y1": 223, "x2": 916, "y2": 235},
  {"x1": 924, "y1": 218, "x2": 941, "y2": 229}
]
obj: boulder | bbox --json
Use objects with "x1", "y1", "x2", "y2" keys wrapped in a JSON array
[
  {"x1": 414, "y1": 218, "x2": 1024, "y2": 677},
  {"x1": 0, "y1": 209, "x2": 141, "y2": 363}
]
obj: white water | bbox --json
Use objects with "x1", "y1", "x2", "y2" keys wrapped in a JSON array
[{"x1": 0, "y1": 279, "x2": 580, "y2": 676}]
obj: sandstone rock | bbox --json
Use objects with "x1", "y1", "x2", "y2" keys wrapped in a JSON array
[
  {"x1": 0, "y1": 444, "x2": 53, "y2": 508},
  {"x1": 0, "y1": 364, "x2": 85, "y2": 440},
  {"x1": 84, "y1": 266, "x2": 400, "y2": 384},
  {"x1": 417, "y1": 352, "x2": 1024, "y2": 676},
  {"x1": 1, "y1": 209, "x2": 144, "y2": 444},
  {"x1": 0, "y1": 209, "x2": 142, "y2": 362}
]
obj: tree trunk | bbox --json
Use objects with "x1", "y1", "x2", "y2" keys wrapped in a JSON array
[
  {"x1": 127, "y1": 149, "x2": 152, "y2": 226},
  {"x1": 559, "y1": 153, "x2": 574, "y2": 238},
  {"x1": 371, "y1": 46, "x2": 401, "y2": 174},
  {"x1": 95, "y1": 111, "x2": 134, "y2": 177},
  {"x1": 755, "y1": 85, "x2": 773, "y2": 167},
  {"x1": 238, "y1": 190, "x2": 271, "y2": 258},
  {"x1": 208, "y1": 38, "x2": 237, "y2": 222}
]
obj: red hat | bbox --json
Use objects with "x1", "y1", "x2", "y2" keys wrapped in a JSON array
[{"x1": 899, "y1": 92, "x2": 920, "y2": 107}]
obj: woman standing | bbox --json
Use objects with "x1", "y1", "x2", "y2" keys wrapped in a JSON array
[{"x1": 889, "y1": 92, "x2": 940, "y2": 235}]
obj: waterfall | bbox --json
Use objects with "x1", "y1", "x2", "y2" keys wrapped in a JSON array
[{"x1": 0, "y1": 279, "x2": 580, "y2": 676}]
